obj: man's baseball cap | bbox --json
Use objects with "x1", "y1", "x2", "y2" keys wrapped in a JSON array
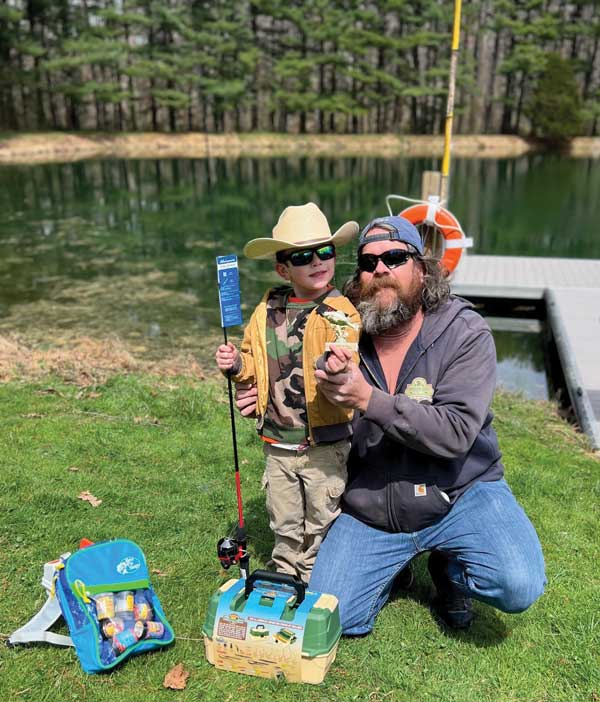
[{"x1": 358, "y1": 215, "x2": 424, "y2": 255}]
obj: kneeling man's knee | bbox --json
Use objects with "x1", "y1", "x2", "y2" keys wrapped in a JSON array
[
  {"x1": 340, "y1": 604, "x2": 375, "y2": 636},
  {"x1": 493, "y1": 568, "x2": 546, "y2": 613}
]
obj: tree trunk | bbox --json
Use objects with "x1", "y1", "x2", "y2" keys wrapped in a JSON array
[
  {"x1": 124, "y1": 22, "x2": 137, "y2": 131},
  {"x1": 514, "y1": 74, "x2": 527, "y2": 134},
  {"x1": 318, "y1": 53, "x2": 325, "y2": 133},
  {"x1": 69, "y1": 94, "x2": 80, "y2": 129},
  {"x1": 484, "y1": 25, "x2": 502, "y2": 133},
  {"x1": 151, "y1": 89, "x2": 158, "y2": 131},
  {"x1": 583, "y1": 32, "x2": 599, "y2": 100},
  {"x1": 500, "y1": 36, "x2": 516, "y2": 134}
]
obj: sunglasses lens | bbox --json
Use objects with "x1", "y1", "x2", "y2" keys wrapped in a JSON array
[
  {"x1": 358, "y1": 250, "x2": 412, "y2": 272},
  {"x1": 382, "y1": 250, "x2": 411, "y2": 268},
  {"x1": 357, "y1": 254, "x2": 378, "y2": 272},
  {"x1": 287, "y1": 244, "x2": 336, "y2": 266},
  {"x1": 315, "y1": 244, "x2": 335, "y2": 261},
  {"x1": 288, "y1": 250, "x2": 314, "y2": 266}
]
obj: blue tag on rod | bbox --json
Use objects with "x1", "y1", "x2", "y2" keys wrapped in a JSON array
[{"x1": 216, "y1": 255, "x2": 243, "y2": 328}]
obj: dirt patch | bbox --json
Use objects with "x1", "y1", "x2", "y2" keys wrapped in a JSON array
[
  {"x1": 0, "y1": 270, "x2": 206, "y2": 351},
  {"x1": 0, "y1": 335, "x2": 208, "y2": 386},
  {"x1": 568, "y1": 137, "x2": 600, "y2": 158},
  {"x1": 0, "y1": 268, "x2": 236, "y2": 385},
  {"x1": 2, "y1": 132, "x2": 594, "y2": 165}
]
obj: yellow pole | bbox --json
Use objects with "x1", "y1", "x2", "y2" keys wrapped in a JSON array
[{"x1": 440, "y1": 0, "x2": 462, "y2": 197}]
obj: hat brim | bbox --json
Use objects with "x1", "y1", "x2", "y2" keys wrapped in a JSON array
[{"x1": 244, "y1": 221, "x2": 359, "y2": 260}]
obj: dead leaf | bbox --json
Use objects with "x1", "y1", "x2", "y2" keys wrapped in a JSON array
[
  {"x1": 88, "y1": 391, "x2": 102, "y2": 399},
  {"x1": 163, "y1": 663, "x2": 189, "y2": 690},
  {"x1": 37, "y1": 388, "x2": 62, "y2": 396},
  {"x1": 78, "y1": 491, "x2": 102, "y2": 507},
  {"x1": 133, "y1": 416, "x2": 160, "y2": 426},
  {"x1": 21, "y1": 413, "x2": 43, "y2": 419},
  {"x1": 68, "y1": 466, "x2": 79, "y2": 472},
  {"x1": 152, "y1": 568, "x2": 167, "y2": 576},
  {"x1": 241, "y1": 459, "x2": 249, "y2": 465}
]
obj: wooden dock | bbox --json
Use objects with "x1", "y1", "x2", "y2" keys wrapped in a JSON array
[{"x1": 451, "y1": 255, "x2": 600, "y2": 450}]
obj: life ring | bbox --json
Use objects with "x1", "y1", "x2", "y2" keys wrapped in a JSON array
[{"x1": 399, "y1": 203, "x2": 469, "y2": 274}]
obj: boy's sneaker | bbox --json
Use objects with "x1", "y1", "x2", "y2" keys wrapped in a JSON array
[{"x1": 428, "y1": 550, "x2": 473, "y2": 630}]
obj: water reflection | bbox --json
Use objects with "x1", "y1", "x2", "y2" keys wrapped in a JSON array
[
  {"x1": 493, "y1": 329, "x2": 549, "y2": 401},
  {"x1": 0, "y1": 156, "x2": 597, "y2": 391}
]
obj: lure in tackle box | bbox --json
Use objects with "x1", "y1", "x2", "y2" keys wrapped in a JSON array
[
  {"x1": 203, "y1": 570, "x2": 341, "y2": 684},
  {"x1": 8, "y1": 539, "x2": 175, "y2": 673}
]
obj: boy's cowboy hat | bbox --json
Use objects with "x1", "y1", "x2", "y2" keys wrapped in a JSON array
[{"x1": 244, "y1": 202, "x2": 359, "y2": 260}]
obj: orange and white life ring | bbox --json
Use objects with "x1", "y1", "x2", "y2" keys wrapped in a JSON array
[{"x1": 399, "y1": 203, "x2": 472, "y2": 274}]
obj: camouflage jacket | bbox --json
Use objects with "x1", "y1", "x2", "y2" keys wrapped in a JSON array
[{"x1": 232, "y1": 286, "x2": 361, "y2": 445}]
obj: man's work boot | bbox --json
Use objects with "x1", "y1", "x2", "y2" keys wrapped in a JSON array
[
  {"x1": 390, "y1": 561, "x2": 415, "y2": 597},
  {"x1": 428, "y1": 550, "x2": 473, "y2": 630}
]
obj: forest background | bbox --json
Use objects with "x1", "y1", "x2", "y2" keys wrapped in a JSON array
[{"x1": 1, "y1": 0, "x2": 599, "y2": 140}]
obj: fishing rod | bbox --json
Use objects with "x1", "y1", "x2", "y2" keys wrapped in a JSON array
[
  {"x1": 385, "y1": 0, "x2": 470, "y2": 268},
  {"x1": 215, "y1": 254, "x2": 250, "y2": 580},
  {"x1": 440, "y1": 0, "x2": 463, "y2": 202}
]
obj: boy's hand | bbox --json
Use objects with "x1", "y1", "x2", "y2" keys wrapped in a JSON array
[
  {"x1": 235, "y1": 383, "x2": 258, "y2": 418},
  {"x1": 324, "y1": 345, "x2": 352, "y2": 374},
  {"x1": 216, "y1": 342, "x2": 239, "y2": 372}
]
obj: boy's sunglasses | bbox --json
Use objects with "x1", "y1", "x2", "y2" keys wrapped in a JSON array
[
  {"x1": 357, "y1": 249, "x2": 415, "y2": 273},
  {"x1": 281, "y1": 243, "x2": 336, "y2": 267}
]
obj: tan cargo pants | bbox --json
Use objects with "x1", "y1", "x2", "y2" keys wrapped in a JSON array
[{"x1": 262, "y1": 440, "x2": 350, "y2": 584}]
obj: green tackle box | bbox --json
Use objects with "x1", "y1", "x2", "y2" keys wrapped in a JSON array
[{"x1": 202, "y1": 570, "x2": 341, "y2": 684}]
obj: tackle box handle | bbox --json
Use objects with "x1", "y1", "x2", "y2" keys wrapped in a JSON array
[{"x1": 244, "y1": 570, "x2": 305, "y2": 606}]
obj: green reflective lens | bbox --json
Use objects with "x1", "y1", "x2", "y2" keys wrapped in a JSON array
[{"x1": 287, "y1": 244, "x2": 336, "y2": 266}]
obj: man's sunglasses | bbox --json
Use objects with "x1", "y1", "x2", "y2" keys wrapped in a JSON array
[
  {"x1": 357, "y1": 249, "x2": 416, "y2": 273},
  {"x1": 279, "y1": 243, "x2": 336, "y2": 267}
]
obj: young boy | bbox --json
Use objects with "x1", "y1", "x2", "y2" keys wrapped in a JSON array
[{"x1": 215, "y1": 202, "x2": 361, "y2": 584}]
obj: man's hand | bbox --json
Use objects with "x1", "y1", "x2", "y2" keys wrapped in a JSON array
[
  {"x1": 324, "y1": 344, "x2": 350, "y2": 374},
  {"x1": 315, "y1": 348, "x2": 373, "y2": 412},
  {"x1": 234, "y1": 383, "x2": 258, "y2": 418}
]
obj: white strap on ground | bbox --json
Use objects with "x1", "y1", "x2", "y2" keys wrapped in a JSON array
[{"x1": 8, "y1": 593, "x2": 73, "y2": 647}]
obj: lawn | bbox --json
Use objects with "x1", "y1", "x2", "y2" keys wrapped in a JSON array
[{"x1": 0, "y1": 374, "x2": 598, "y2": 702}]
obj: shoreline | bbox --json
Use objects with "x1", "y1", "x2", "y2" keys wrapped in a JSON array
[{"x1": 1, "y1": 132, "x2": 599, "y2": 165}]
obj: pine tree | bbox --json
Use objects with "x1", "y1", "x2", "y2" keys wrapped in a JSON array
[{"x1": 528, "y1": 52, "x2": 585, "y2": 143}]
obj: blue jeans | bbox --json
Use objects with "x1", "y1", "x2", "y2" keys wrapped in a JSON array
[{"x1": 309, "y1": 479, "x2": 546, "y2": 635}]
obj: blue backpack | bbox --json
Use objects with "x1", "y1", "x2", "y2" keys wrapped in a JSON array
[{"x1": 9, "y1": 539, "x2": 175, "y2": 673}]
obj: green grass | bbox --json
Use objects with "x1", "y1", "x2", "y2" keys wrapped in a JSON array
[{"x1": 0, "y1": 376, "x2": 598, "y2": 702}]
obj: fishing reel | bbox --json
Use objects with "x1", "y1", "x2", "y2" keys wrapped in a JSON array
[{"x1": 217, "y1": 537, "x2": 245, "y2": 570}]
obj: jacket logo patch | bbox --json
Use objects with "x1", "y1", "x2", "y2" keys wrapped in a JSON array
[
  {"x1": 404, "y1": 377, "x2": 434, "y2": 403},
  {"x1": 414, "y1": 484, "x2": 427, "y2": 497}
]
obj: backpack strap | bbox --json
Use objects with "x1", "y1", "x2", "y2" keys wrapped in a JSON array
[
  {"x1": 8, "y1": 595, "x2": 73, "y2": 647},
  {"x1": 8, "y1": 553, "x2": 74, "y2": 648}
]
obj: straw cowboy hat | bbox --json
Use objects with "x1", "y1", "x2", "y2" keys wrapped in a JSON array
[{"x1": 244, "y1": 202, "x2": 359, "y2": 260}]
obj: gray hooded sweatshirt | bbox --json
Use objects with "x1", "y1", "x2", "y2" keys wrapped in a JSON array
[{"x1": 343, "y1": 295, "x2": 504, "y2": 533}]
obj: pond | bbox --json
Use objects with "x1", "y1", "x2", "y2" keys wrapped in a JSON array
[{"x1": 1, "y1": 154, "x2": 598, "y2": 397}]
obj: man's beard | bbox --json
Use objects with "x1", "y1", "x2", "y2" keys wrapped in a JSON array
[{"x1": 356, "y1": 275, "x2": 422, "y2": 335}]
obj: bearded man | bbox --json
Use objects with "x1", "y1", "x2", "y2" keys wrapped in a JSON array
[{"x1": 309, "y1": 215, "x2": 546, "y2": 633}]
